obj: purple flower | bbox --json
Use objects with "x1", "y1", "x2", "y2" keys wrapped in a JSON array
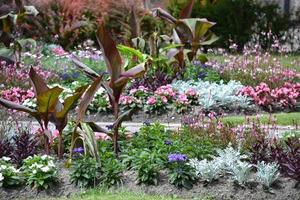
[
  {"x1": 106, "y1": 124, "x2": 114, "y2": 130},
  {"x1": 143, "y1": 120, "x2": 151, "y2": 126},
  {"x1": 164, "y1": 140, "x2": 173, "y2": 145},
  {"x1": 168, "y1": 153, "x2": 187, "y2": 162},
  {"x1": 73, "y1": 147, "x2": 84, "y2": 154}
]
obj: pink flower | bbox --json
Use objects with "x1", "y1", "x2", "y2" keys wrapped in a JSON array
[
  {"x1": 95, "y1": 132, "x2": 111, "y2": 141},
  {"x1": 161, "y1": 96, "x2": 168, "y2": 103},
  {"x1": 146, "y1": 96, "x2": 157, "y2": 105},
  {"x1": 52, "y1": 129, "x2": 60, "y2": 138},
  {"x1": 52, "y1": 46, "x2": 66, "y2": 56}
]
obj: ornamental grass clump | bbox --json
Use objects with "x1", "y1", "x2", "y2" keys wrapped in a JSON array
[{"x1": 256, "y1": 161, "x2": 280, "y2": 188}]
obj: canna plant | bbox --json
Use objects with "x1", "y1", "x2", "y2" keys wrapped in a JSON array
[
  {"x1": 152, "y1": 0, "x2": 218, "y2": 64},
  {"x1": 0, "y1": 67, "x2": 87, "y2": 159},
  {"x1": 72, "y1": 22, "x2": 151, "y2": 155}
]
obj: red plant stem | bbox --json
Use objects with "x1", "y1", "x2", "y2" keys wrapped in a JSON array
[{"x1": 113, "y1": 102, "x2": 120, "y2": 156}]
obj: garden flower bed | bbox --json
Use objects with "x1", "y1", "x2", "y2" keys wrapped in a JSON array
[{"x1": 0, "y1": 1, "x2": 299, "y2": 199}]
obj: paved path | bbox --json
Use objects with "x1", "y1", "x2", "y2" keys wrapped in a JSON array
[{"x1": 13, "y1": 121, "x2": 299, "y2": 133}]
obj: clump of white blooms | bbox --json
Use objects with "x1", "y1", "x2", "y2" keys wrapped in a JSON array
[
  {"x1": 229, "y1": 161, "x2": 252, "y2": 186},
  {"x1": 189, "y1": 159, "x2": 222, "y2": 182},
  {"x1": 256, "y1": 161, "x2": 280, "y2": 188},
  {"x1": 22, "y1": 155, "x2": 57, "y2": 189},
  {"x1": 0, "y1": 157, "x2": 21, "y2": 187}
]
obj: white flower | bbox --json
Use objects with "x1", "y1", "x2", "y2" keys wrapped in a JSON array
[
  {"x1": 0, "y1": 165, "x2": 7, "y2": 170},
  {"x1": 41, "y1": 166, "x2": 50, "y2": 172},
  {"x1": 41, "y1": 155, "x2": 48, "y2": 160},
  {"x1": 32, "y1": 170, "x2": 37, "y2": 174},
  {"x1": 0, "y1": 173, "x2": 3, "y2": 181},
  {"x1": 48, "y1": 161, "x2": 55, "y2": 168},
  {"x1": 2, "y1": 157, "x2": 11, "y2": 161}
]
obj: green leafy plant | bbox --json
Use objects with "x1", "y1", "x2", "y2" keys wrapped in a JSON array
[
  {"x1": 22, "y1": 155, "x2": 57, "y2": 189},
  {"x1": 153, "y1": 1, "x2": 218, "y2": 65},
  {"x1": 100, "y1": 153, "x2": 123, "y2": 187},
  {"x1": 72, "y1": 22, "x2": 151, "y2": 155},
  {"x1": 0, "y1": 67, "x2": 87, "y2": 159},
  {"x1": 0, "y1": 157, "x2": 23, "y2": 187},
  {"x1": 70, "y1": 155, "x2": 100, "y2": 188},
  {"x1": 0, "y1": 0, "x2": 38, "y2": 63},
  {"x1": 131, "y1": 150, "x2": 163, "y2": 185},
  {"x1": 167, "y1": 154, "x2": 197, "y2": 189}
]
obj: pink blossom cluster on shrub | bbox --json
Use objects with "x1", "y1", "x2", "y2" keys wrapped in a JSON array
[
  {"x1": 1, "y1": 87, "x2": 35, "y2": 104},
  {"x1": 154, "y1": 84, "x2": 176, "y2": 100},
  {"x1": 239, "y1": 82, "x2": 300, "y2": 108}
]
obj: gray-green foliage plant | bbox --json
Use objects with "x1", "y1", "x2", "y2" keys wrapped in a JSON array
[
  {"x1": 189, "y1": 158, "x2": 221, "y2": 183},
  {"x1": 256, "y1": 161, "x2": 280, "y2": 188},
  {"x1": 229, "y1": 161, "x2": 252, "y2": 186}
]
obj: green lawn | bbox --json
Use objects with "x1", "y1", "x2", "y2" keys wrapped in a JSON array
[
  {"x1": 222, "y1": 112, "x2": 300, "y2": 126},
  {"x1": 45, "y1": 188, "x2": 215, "y2": 200},
  {"x1": 45, "y1": 189, "x2": 214, "y2": 200}
]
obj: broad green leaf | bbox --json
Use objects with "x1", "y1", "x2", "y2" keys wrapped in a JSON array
[
  {"x1": 29, "y1": 67, "x2": 49, "y2": 96},
  {"x1": 117, "y1": 45, "x2": 144, "y2": 61},
  {"x1": 195, "y1": 19, "x2": 216, "y2": 39},
  {"x1": 200, "y1": 32, "x2": 219, "y2": 45},
  {"x1": 0, "y1": 48, "x2": 14, "y2": 62},
  {"x1": 56, "y1": 85, "x2": 87, "y2": 120},
  {"x1": 37, "y1": 86, "x2": 63, "y2": 114}
]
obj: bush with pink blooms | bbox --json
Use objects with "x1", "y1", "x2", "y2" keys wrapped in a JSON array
[
  {"x1": 119, "y1": 95, "x2": 142, "y2": 111},
  {"x1": 239, "y1": 82, "x2": 300, "y2": 109},
  {"x1": 154, "y1": 85, "x2": 176, "y2": 102},
  {"x1": 144, "y1": 95, "x2": 169, "y2": 114},
  {"x1": 174, "y1": 94, "x2": 190, "y2": 113},
  {"x1": 1, "y1": 87, "x2": 35, "y2": 104}
]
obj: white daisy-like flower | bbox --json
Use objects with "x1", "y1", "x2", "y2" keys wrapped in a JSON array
[
  {"x1": 0, "y1": 173, "x2": 4, "y2": 181},
  {"x1": 48, "y1": 161, "x2": 55, "y2": 168},
  {"x1": 41, "y1": 166, "x2": 50, "y2": 172},
  {"x1": 2, "y1": 157, "x2": 11, "y2": 161},
  {"x1": 32, "y1": 170, "x2": 37, "y2": 174},
  {"x1": 0, "y1": 165, "x2": 7, "y2": 170},
  {"x1": 41, "y1": 155, "x2": 48, "y2": 160}
]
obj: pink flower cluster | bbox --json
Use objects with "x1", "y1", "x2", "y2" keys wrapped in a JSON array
[
  {"x1": 155, "y1": 84, "x2": 176, "y2": 100},
  {"x1": 239, "y1": 82, "x2": 300, "y2": 107},
  {"x1": 120, "y1": 95, "x2": 140, "y2": 105},
  {"x1": 146, "y1": 95, "x2": 168, "y2": 105},
  {"x1": 175, "y1": 94, "x2": 189, "y2": 105},
  {"x1": 1, "y1": 87, "x2": 35, "y2": 104},
  {"x1": 52, "y1": 46, "x2": 66, "y2": 56},
  {"x1": 184, "y1": 88, "x2": 198, "y2": 105},
  {"x1": 129, "y1": 86, "x2": 149, "y2": 95}
]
